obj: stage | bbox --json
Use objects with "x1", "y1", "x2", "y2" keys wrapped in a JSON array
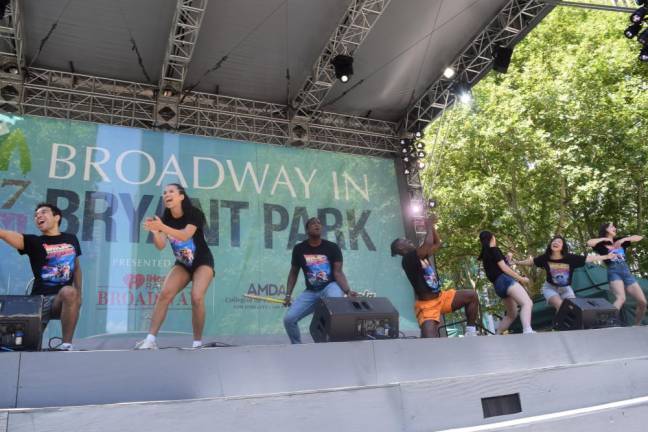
[{"x1": 2, "y1": 327, "x2": 648, "y2": 431}]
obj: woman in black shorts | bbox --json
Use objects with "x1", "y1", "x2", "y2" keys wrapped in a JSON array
[{"x1": 136, "y1": 183, "x2": 214, "y2": 349}]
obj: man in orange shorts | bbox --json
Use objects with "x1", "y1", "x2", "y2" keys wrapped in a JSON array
[{"x1": 391, "y1": 214, "x2": 480, "y2": 338}]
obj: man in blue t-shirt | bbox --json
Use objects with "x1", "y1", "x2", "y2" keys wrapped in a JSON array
[
  {"x1": 0, "y1": 203, "x2": 82, "y2": 351},
  {"x1": 283, "y1": 217, "x2": 358, "y2": 343}
]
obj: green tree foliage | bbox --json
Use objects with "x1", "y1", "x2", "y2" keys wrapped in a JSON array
[{"x1": 420, "y1": 8, "x2": 648, "y2": 297}]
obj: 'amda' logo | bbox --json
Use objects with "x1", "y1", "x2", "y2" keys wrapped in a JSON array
[{"x1": 0, "y1": 115, "x2": 30, "y2": 174}]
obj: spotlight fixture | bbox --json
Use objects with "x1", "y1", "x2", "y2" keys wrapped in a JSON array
[
  {"x1": 417, "y1": 160, "x2": 426, "y2": 170},
  {"x1": 443, "y1": 67, "x2": 455, "y2": 79},
  {"x1": 161, "y1": 87, "x2": 175, "y2": 98},
  {"x1": 417, "y1": 150, "x2": 426, "y2": 158},
  {"x1": 427, "y1": 199, "x2": 437, "y2": 209},
  {"x1": 415, "y1": 130, "x2": 422, "y2": 139},
  {"x1": 404, "y1": 167, "x2": 411, "y2": 175},
  {"x1": 331, "y1": 54, "x2": 354, "y2": 83},
  {"x1": 400, "y1": 138, "x2": 411, "y2": 146},
  {"x1": 0, "y1": 84, "x2": 19, "y2": 101},
  {"x1": 631, "y1": 6, "x2": 647, "y2": 23},
  {"x1": 402, "y1": 156, "x2": 411, "y2": 164},
  {"x1": 401, "y1": 147, "x2": 410, "y2": 155},
  {"x1": 639, "y1": 28, "x2": 648, "y2": 45},
  {"x1": 640, "y1": 45, "x2": 648, "y2": 62},
  {"x1": 415, "y1": 142, "x2": 425, "y2": 150},
  {"x1": 157, "y1": 106, "x2": 176, "y2": 122},
  {"x1": 2, "y1": 63, "x2": 18, "y2": 75},
  {"x1": 626, "y1": 23, "x2": 643, "y2": 39}
]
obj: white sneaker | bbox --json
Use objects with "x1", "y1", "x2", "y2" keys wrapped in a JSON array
[
  {"x1": 134, "y1": 339, "x2": 158, "y2": 350},
  {"x1": 523, "y1": 330, "x2": 536, "y2": 335},
  {"x1": 464, "y1": 330, "x2": 478, "y2": 337},
  {"x1": 54, "y1": 343, "x2": 74, "y2": 351}
]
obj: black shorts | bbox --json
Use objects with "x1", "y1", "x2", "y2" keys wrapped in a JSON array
[{"x1": 174, "y1": 256, "x2": 215, "y2": 276}]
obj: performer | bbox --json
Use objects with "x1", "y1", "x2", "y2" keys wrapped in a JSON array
[
  {"x1": 514, "y1": 236, "x2": 617, "y2": 311},
  {"x1": 478, "y1": 231, "x2": 534, "y2": 334},
  {"x1": 283, "y1": 217, "x2": 357, "y2": 344},
  {"x1": 587, "y1": 223, "x2": 646, "y2": 325},
  {"x1": 391, "y1": 214, "x2": 480, "y2": 337},
  {"x1": 0, "y1": 203, "x2": 82, "y2": 351},
  {"x1": 136, "y1": 184, "x2": 214, "y2": 349}
]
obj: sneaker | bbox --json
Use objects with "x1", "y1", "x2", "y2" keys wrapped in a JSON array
[
  {"x1": 134, "y1": 339, "x2": 158, "y2": 350},
  {"x1": 464, "y1": 330, "x2": 478, "y2": 337},
  {"x1": 54, "y1": 343, "x2": 74, "y2": 351},
  {"x1": 523, "y1": 330, "x2": 536, "y2": 335}
]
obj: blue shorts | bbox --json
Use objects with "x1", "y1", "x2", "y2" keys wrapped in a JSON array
[
  {"x1": 494, "y1": 274, "x2": 516, "y2": 299},
  {"x1": 607, "y1": 261, "x2": 637, "y2": 287}
]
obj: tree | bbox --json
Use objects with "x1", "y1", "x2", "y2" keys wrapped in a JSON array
[{"x1": 420, "y1": 7, "x2": 648, "y2": 298}]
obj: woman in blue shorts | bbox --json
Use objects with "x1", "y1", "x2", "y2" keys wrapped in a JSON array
[
  {"x1": 478, "y1": 231, "x2": 534, "y2": 334},
  {"x1": 587, "y1": 223, "x2": 645, "y2": 325}
]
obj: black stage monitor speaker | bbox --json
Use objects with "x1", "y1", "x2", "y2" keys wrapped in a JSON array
[
  {"x1": 310, "y1": 297, "x2": 399, "y2": 343},
  {"x1": 493, "y1": 46, "x2": 514, "y2": 73},
  {"x1": 553, "y1": 298, "x2": 619, "y2": 331},
  {"x1": 0, "y1": 295, "x2": 43, "y2": 350}
]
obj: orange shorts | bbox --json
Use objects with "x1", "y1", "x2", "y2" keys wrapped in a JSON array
[{"x1": 414, "y1": 289, "x2": 456, "y2": 326}]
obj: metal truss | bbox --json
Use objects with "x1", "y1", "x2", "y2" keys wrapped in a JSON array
[
  {"x1": 19, "y1": 68, "x2": 399, "y2": 157},
  {"x1": 401, "y1": 0, "x2": 554, "y2": 134},
  {"x1": 290, "y1": 0, "x2": 392, "y2": 119},
  {"x1": 159, "y1": 0, "x2": 208, "y2": 92},
  {"x1": 0, "y1": 0, "x2": 25, "y2": 71},
  {"x1": 540, "y1": 0, "x2": 635, "y2": 13}
]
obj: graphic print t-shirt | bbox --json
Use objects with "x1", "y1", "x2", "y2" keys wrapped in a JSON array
[
  {"x1": 162, "y1": 209, "x2": 212, "y2": 269},
  {"x1": 19, "y1": 233, "x2": 82, "y2": 295},
  {"x1": 402, "y1": 249, "x2": 441, "y2": 300},
  {"x1": 291, "y1": 239, "x2": 342, "y2": 291},
  {"x1": 593, "y1": 238, "x2": 631, "y2": 265},
  {"x1": 533, "y1": 254, "x2": 586, "y2": 287}
]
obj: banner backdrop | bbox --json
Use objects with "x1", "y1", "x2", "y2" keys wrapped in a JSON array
[{"x1": 0, "y1": 115, "x2": 417, "y2": 338}]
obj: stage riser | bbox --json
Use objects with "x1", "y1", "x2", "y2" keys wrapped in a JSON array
[
  {"x1": 3, "y1": 327, "x2": 648, "y2": 409},
  {"x1": 3, "y1": 357, "x2": 648, "y2": 432}
]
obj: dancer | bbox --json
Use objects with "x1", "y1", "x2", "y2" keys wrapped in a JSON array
[
  {"x1": 136, "y1": 184, "x2": 214, "y2": 349},
  {"x1": 283, "y1": 217, "x2": 357, "y2": 344},
  {"x1": 478, "y1": 231, "x2": 534, "y2": 334},
  {"x1": 587, "y1": 223, "x2": 646, "y2": 325},
  {"x1": 0, "y1": 203, "x2": 82, "y2": 350},
  {"x1": 514, "y1": 236, "x2": 617, "y2": 311},
  {"x1": 391, "y1": 214, "x2": 480, "y2": 337}
]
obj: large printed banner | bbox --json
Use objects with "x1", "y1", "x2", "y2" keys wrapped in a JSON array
[{"x1": 0, "y1": 115, "x2": 417, "y2": 338}]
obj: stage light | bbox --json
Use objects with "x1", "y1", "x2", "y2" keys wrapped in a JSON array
[
  {"x1": 631, "y1": 7, "x2": 647, "y2": 23},
  {"x1": 417, "y1": 150, "x2": 426, "y2": 158},
  {"x1": 636, "y1": 0, "x2": 646, "y2": 7},
  {"x1": 428, "y1": 199, "x2": 437, "y2": 209},
  {"x1": 417, "y1": 160, "x2": 426, "y2": 170},
  {"x1": 2, "y1": 63, "x2": 18, "y2": 75},
  {"x1": 157, "y1": 106, "x2": 176, "y2": 121},
  {"x1": 331, "y1": 54, "x2": 354, "y2": 83},
  {"x1": 625, "y1": 23, "x2": 642, "y2": 39},
  {"x1": 161, "y1": 87, "x2": 175, "y2": 97},
  {"x1": 453, "y1": 82, "x2": 472, "y2": 104},
  {"x1": 404, "y1": 167, "x2": 411, "y2": 175},
  {"x1": 402, "y1": 156, "x2": 411, "y2": 164},
  {"x1": 410, "y1": 200, "x2": 423, "y2": 215},
  {"x1": 415, "y1": 142, "x2": 425, "y2": 150},
  {"x1": 640, "y1": 45, "x2": 648, "y2": 62},
  {"x1": 400, "y1": 138, "x2": 411, "y2": 146},
  {"x1": 0, "y1": 84, "x2": 18, "y2": 101},
  {"x1": 639, "y1": 28, "x2": 648, "y2": 44},
  {"x1": 415, "y1": 130, "x2": 422, "y2": 139},
  {"x1": 401, "y1": 147, "x2": 409, "y2": 155},
  {"x1": 443, "y1": 67, "x2": 455, "y2": 79}
]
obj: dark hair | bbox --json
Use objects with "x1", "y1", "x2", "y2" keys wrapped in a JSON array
[
  {"x1": 161, "y1": 183, "x2": 206, "y2": 226},
  {"x1": 390, "y1": 238, "x2": 401, "y2": 257},
  {"x1": 477, "y1": 230, "x2": 494, "y2": 261},
  {"x1": 545, "y1": 235, "x2": 569, "y2": 258},
  {"x1": 304, "y1": 217, "x2": 320, "y2": 230},
  {"x1": 598, "y1": 222, "x2": 612, "y2": 238},
  {"x1": 34, "y1": 202, "x2": 62, "y2": 226}
]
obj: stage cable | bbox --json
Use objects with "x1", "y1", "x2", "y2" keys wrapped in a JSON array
[
  {"x1": 117, "y1": 0, "x2": 153, "y2": 84},
  {"x1": 181, "y1": 0, "x2": 289, "y2": 103},
  {"x1": 28, "y1": 0, "x2": 73, "y2": 68}
]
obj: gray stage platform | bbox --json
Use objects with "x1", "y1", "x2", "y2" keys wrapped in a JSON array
[{"x1": 2, "y1": 327, "x2": 648, "y2": 431}]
